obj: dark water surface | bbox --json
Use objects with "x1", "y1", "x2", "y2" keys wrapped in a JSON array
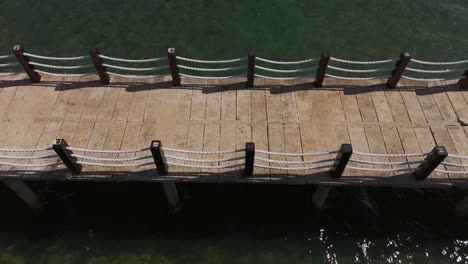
[{"x1": 0, "y1": 183, "x2": 467, "y2": 263}]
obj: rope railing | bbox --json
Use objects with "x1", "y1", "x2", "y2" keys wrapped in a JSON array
[
  {"x1": 34, "y1": 70, "x2": 95, "y2": 77},
  {"x1": 0, "y1": 161, "x2": 62, "y2": 167},
  {"x1": 0, "y1": 147, "x2": 61, "y2": 168},
  {"x1": 327, "y1": 65, "x2": 394, "y2": 73},
  {"x1": 98, "y1": 54, "x2": 167, "y2": 63},
  {"x1": 255, "y1": 149, "x2": 338, "y2": 157},
  {"x1": 177, "y1": 56, "x2": 246, "y2": 64},
  {"x1": 165, "y1": 155, "x2": 243, "y2": 163},
  {"x1": 255, "y1": 65, "x2": 317, "y2": 73},
  {"x1": 166, "y1": 161, "x2": 243, "y2": 170},
  {"x1": 107, "y1": 72, "x2": 169, "y2": 79},
  {"x1": 253, "y1": 163, "x2": 333, "y2": 171},
  {"x1": 411, "y1": 58, "x2": 468, "y2": 66},
  {"x1": 352, "y1": 150, "x2": 431, "y2": 158},
  {"x1": 66, "y1": 146, "x2": 150, "y2": 154},
  {"x1": 77, "y1": 160, "x2": 155, "y2": 168},
  {"x1": 0, "y1": 62, "x2": 20, "y2": 68},
  {"x1": 176, "y1": 55, "x2": 247, "y2": 80},
  {"x1": 346, "y1": 166, "x2": 416, "y2": 172},
  {"x1": 325, "y1": 73, "x2": 391, "y2": 81},
  {"x1": 401, "y1": 75, "x2": 463, "y2": 82},
  {"x1": 330, "y1": 57, "x2": 397, "y2": 65},
  {"x1": 101, "y1": 63, "x2": 169, "y2": 72},
  {"x1": 435, "y1": 169, "x2": 468, "y2": 175},
  {"x1": 0, "y1": 54, "x2": 14, "y2": 60},
  {"x1": 23, "y1": 52, "x2": 88, "y2": 61},
  {"x1": 178, "y1": 64, "x2": 246, "y2": 72},
  {"x1": 256, "y1": 57, "x2": 321, "y2": 65},
  {"x1": 179, "y1": 73, "x2": 245, "y2": 80},
  {"x1": 162, "y1": 147, "x2": 243, "y2": 155},
  {"x1": 254, "y1": 157, "x2": 335, "y2": 164},
  {"x1": 29, "y1": 61, "x2": 94, "y2": 70},
  {"x1": 0, "y1": 147, "x2": 53, "y2": 152},
  {"x1": 349, "y1": 159, "x2": 422, "y2": 166}
]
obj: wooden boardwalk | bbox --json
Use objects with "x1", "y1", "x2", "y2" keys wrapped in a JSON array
[{"x1": 0, "y1": 73, "x2": 467, "y2": 188}]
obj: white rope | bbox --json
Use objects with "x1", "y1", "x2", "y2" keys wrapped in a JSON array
[
  {"x1": 254, "y1": 157, "x2": 335, "y2": 164},
  {"x1": 0, "y1": 154, "x2": 57, "y2": 160},
  {"x1": 0, "y1": 72, "x2": 22, "y2": 76},
  {"x1": 325, "y1": 73, "x2": 391, "y2": 81},
  {"x1": 401, "y1": 75, "x2": 461, "y2": 82},
  {"x1": 71, "y1": 154, "x2": 152, "y2": 162},
  {"x1": 177, "y1": 56, "x2": 246, "y2": 64},
  {"x1": 77, "y1": 160, "x2": 154, "y2": 168},
  {"x1": 254, "y1": 73, "x2": 315, "y2": 80},
  {"x1": 405, "y1": 67, "x2": 467, "y2": 74},
  {"x1": 435, "y1": 169, "x2": 468, "y2": 175},
  {"x1": 107, "y1": 71, "x2": 169, "y2": 79},
  {"x1": 328, "y1": 65, "x2": 394, "y2": 73},
  {"x1": 441, "y1": 162, "x2": 468, "y2": 168},
  {"x1": 256, "y1": 57, "x2": 321, "y2": 65},
  {"x1": 346, "y1": 166, "x2": 416, "y2": 172},
  {"x1": 165, "y1": 155, "x2": 243, "y2": 163},
  {"x1": 0, "y1": 62, "x2": 19, "y2": 68},
  {"x1": 30, "y1": 61, "x2": 93, "y2": 70},
  {"x1": 166, "y1": 161, "x2": 242, "y2": 170},
  {"x1": 0, "y1": 54, "x2": 14, "y2": 60},
  {"x1": 255, "y1": 65, "x2": 318, "y2": 73},
  {"x1": 330, "y1": 57, "x2": 396, "y2": 65},
  {"x1": 180, "y1": 73, "x2": 245, "y2": 80},
  {"x1": 353, "y1": 151, "x2": 430, "y2": 158},
  {"x1": 349, "y1": 159, "x2": 422, "y2": 166},
  {"x1": 255, "y1": 149, "x2": 338, "y2": 157},
  {"x1": 66, "y1": 146, "x2": 149, "y2": 154},
  {"x1": 99, "y1": 54, "x2": 167, "y2": 63},
  {"x1": 254, "y1": 163, "x2": 333, "y2": 171},
  {"x1": 179, "y1": 64, "x2": 246, "y2": 72},
  {"x1": 103, "y1": 63, "x2": 169, "y2": 72},
  {"x1": 34, "y1": 70, "x2": 95, "y2": 77},
  {"x1": 162, "y1": 147, "x2": 243, "y2": 155},
  {"x1": 411, "y1": 58, "x2": 468, "y2": 66},
  {"x1": 0, "y1": 147, "x2": 52, "y2": 152},
  {"x1": 23, "y1": 52, "x2": 87, "y2": 61},
  {"x1": 448, "y1": 154, "x2": 468, "y2": 159},
  {"x1": 0, "y1": 161, "x2": 62, "y2": 167}
]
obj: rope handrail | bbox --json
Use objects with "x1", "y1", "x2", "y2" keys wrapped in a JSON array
[
  {"x1": 405, "y1": 67, "x2": 467, "y2": 74},
  {"x1": 349, "y1": 159, "x2": 422, "y2": 166},
  {"x1": 347, "y1": 166, "x2": 416, "y2": 172},
  {"x1": 255, "y1": 65, "x2": 318, "y2": 73},
  {"x1": 330, "y1": 57, "x2": 397, "y2": 64},
  {"x1": 179, "y1": 73, "x2": 245, "y2": 80},
  {"x1": 177, "y1": 56, "x2": 246, "y2": 64},
  {"x1": 448, "y1": 154, "x2": 468, "y2": 159},
  {"x1": 0, "y1": 147, "x2": 53, "y2": 152},
  {"x1": 441, "y1": 162, "x2": 468, "y2": 168},
  {"x1": 325, "y1": 73, "x2": 391, "y2": 81},
  {"x1": 30, "y1": 61, "x2": 93, "y2": 70},
  {"x1": 66, "y1": 146, "x2": 150, "y2": 154},
  {"x1": 71, "y1": 154, "x2": 153, "y2": 162},
  {"x1": 401, "y1": 75, "x2": 462, "y2": 82},
  {"x1": 0, "y1": 72, "x2": 22, "y2": 76},
  {"x1": 256, "y1": 57, "x2": 321, "y2": 65},
  {"x1": 178, "y1": 64, "x2": 246, "y2": 72},
  {"x1": 435, "y1": 169, "x2": 468, "y2": 175},
  {"x1": 0, "y1": 62, "x2": 20, "y2": 68},
  {"x1": 328, "y1": 65, "x2": 394, "y2": 73},
  {"x1": 254, "y1": 157, "x2": 335, "y2": 165},
  {"x1": 34, "y1": 70, "x2": 95, "y2": 77},
  {"x1": 0, "y1": 161, "x2": 62, "y2": 167},
  {"x1": 411, "y1": 58, "x2": 468, "y2": 66},
  {"x1": 353, "y1": 151, "x2": 431, "y2": 158},
  {"x1": 253, "y1": 163, "x2": 333, "y2": 171},
  {"x1": 99, "y1": 54, "x2": 167, "y2": 63},
  {"x1": 77, "y1": 160, "x2": 154, "y2": 168},
  {"x1": 166, "y1": 161, "x2": 243, "y2": 170},
  {"x1": 107, "y1": 72, "x2": 169, "y2": 79},
  {"x1": 0, "y1": 154, "x2": 57, "y2": 160},
  {"x1": 0, "y1": 54, "x2": 14, "y2": 60},
  {"x1": 165, "y1": 155, "x2": 243, "y2": 163},
  {"x1": 162, "y1": 147, "x2": 244, "y2": 155},
  {"x1": 23, "y1": 52, "x2": 87, "y2": 61},
  {"x1": 255, "y1": 149, "x2": 338, "y2": 156},
  {"x1": 103, "y1": 63, "x2": 169, "y2": 72},
  {"x1": 254, "y1": 73, "x2": 315, "y2": 80}
]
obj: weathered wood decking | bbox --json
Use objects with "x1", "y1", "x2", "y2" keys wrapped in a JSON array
[{"x1": 0, "y1": 73, "x2": 467, "y2": 188}]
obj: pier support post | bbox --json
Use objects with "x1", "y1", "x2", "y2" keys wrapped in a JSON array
[
  {"x1": 53, "y1": 139, "x2": 82, "y2": 175},
  {"x1": 13, "y1": 45, "x2": 41, "y2": 83},
  {"x1": 314, "y1": 51, "x2": 330, "y2": 88},
  {"x1": 90, "y1": 48, "x2": 110, "y2": 84},
  {"x1": 330, "y1": 144, "x2": 353, "y2": 178},
  {"x1": 168, "y1": 48, "x2": 181, "y2": 86},
  {"x1": 2, "y1": 180, "x2": 43, "y2": 215},
  {"x1": 455, "y1": 195, "x2": 468, "y2": 217},
  {"x1": 459, "y1": 70, "x2": 468, "y2": 89},
  {"x1": 246, "y1": 51, "x2": 256, "y2": 87},
  {"x1": 387, "y1": 52, "x2": 411, "y2": 88},
  {"x1": 312, "y1": 185, "x2": 332, "y2": 209},
  {"x1": 162, "y1": 182, "x2": 182, "y2": 214},
  {"x1": 413, "y1": 146, "x2": 448, "y2": 181},
  {"x1": 150, "y1": 140, "x2": 168, "y2": 175},
  {"x1": 244, "y1": 142, "x2": 255, "y2": 177}
]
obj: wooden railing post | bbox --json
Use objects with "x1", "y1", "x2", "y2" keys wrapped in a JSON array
[
  {"x1": 150, "y1": 140, "x2": 168, "y2": 175},
  {"x1": 459, "y1": 70, "x2": 468, "y2": 89},
  {"x1": 53, "y1": 139, "x2": 82, "y2": 175},
  {"x1": 13, "y1": 45, "x2": 41, "y2": 83},
  {"x1": 315, "y1": 51, "x2": 330, "y2": 88},
  {"x1": 168, "y1": 48, "x2": 181, "y2": 86},
  {"x1": 90, "y1": 48, "x2": 109, "y2": 84},
  {"x1": 330, "y1": 144, "x2": 352, "y2": 178},
  {"x1": 246, "y1": 51, "x2": 256, "y2": 87},
  {"x1": 244, "y1": 142, "x2": 255, "y2": 176},
  {"x1": 387, "y1": 52, "x2": 411, "y2": 88},
  {"x1": 413, "y1": 146, "x2": 448, "y2": 181}
]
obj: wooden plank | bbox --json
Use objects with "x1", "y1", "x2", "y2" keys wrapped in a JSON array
[
  {"x1": 267, "y1": 123, "x2": 286, "y2": 182},
  {"x1": 96, "y1": 85, "x2": 120, "y2": 121},
  {"x1": 82, "y1": 122, "x2": 110, "y2": 179},
  {"x1": 64, "y1": 76, "x2": 93, "y2": 120},
  {"x1": 347, "y1": 125, "x2": 377, "y2": 184},
  {"x1": 444, "y1": 84, "x2": 468, "y2": 122},
  {"x1": 127, "y1": 82, "x2": 149, "y2": 122},
  {"x1": 399, "y1": 87, "x2": 427, "y2": 124},
  {"x1": 251, "y1": 88, "x2": 267, "y2": 123},
  {"x1": 99, "y1": 121, "x2": 126, "y2": 178},
  {"x1": 384, "y1": 88, "x2": 411, "y2": 123},
  {"x1": 81, "y1": 85, "x2": 107, "y2": 121},
  {"x1": 397, "y1": 127, "x2": 426, "y2": 187},
  {"x1": 295, "y1": 89, "x2": 313, "y2": 122},
  {"x1": 112, "y1": 84, "x2": 134, "y2": 121},
  {"x1": 353, "y1": 81, "x2": 378, "y2": 123},
  {"x1": 339, "y1": 80, "x2": 362, "y2": 122},
  {"x1": 218, "y1": 123, "x2": 236, "y2": 182},
  {"x1": 220, "y1": 85, "x2": 236, "y2": 121},
  {"x1": 325, "y1": 81, "x2": 346, "y2": 122},
  {"x1": 131, "y1": 122, "x2": 158, "y2": 180},
  {"x1": 0, "y1": 77, "x2": 20, "y2": 117},
  {"x1": 114, "y1": 122, "x2": 142, "y2": 179},
  {"x1": 428, "y1": 82, "x2": 457, "y2": 122},
  {"x1": 237, "y1": 88, "x2": 251, "y2": 122},
  {"x1": 202, "y1": 123, "x2": 220, "y2": 182},
  {"x1": 235, "y1": 124, "x2": 252, "y2": 181},
  {"x1": 309, "y1": 89, "x2": 331, "y2": 122},
  {"x1": 280, "y1": 90, "x2": 298, "y2": 122},
  {"x1": 368, "y1": 80, "x2": 394, "y2": 123},
  {"x1": 266, "y1": 90, "x2": 283, "y2": 122},
  {"x1": 167, "y1": 123, "x2": 189, "y2": 178},
  {"x1": 284, "y1": 124, "x2": 304, "y2": 184},
  {"x1": 251, "y1": 123, "x2": 269, "y2": 182},
  {"x1": 190, "y1": 82, "x2": 207, "y2": 121},
  {"x1": 364, "y1": 125, "x2": 392, "y2": 180},
  {"x1": 205, "y1": 81, "x2": 222, "y2": 121},
  {"x1": 184, "y1": 123, "x2": 205, "y2": 177},
  {"x1": 412, "y1": 81, "x2": 443, "y2": 123},
  {"x1": 447, "y1": 126, "x2": 468, "y2": 183}
]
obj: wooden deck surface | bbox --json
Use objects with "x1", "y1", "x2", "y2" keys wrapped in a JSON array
[{"x1": 0, "y1": 73, "x2": 467, "y2": 188}]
